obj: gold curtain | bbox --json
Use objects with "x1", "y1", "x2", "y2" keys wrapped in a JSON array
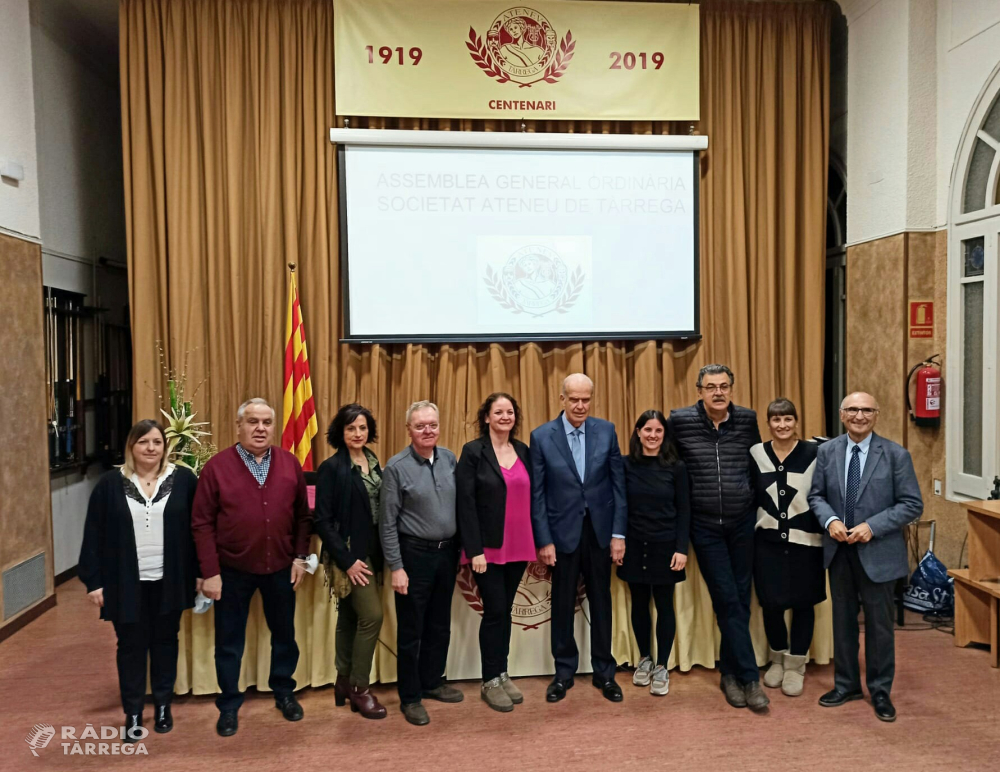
[{"x1": 121, "y1": 0, "x2": 833, "y2": 693}]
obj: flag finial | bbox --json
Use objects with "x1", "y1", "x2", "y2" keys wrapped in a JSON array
[{"x1": 288, "y1": 262, "x2": 296, "y2": 272}]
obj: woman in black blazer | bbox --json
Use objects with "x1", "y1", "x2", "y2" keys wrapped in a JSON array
[
  {"x1": 78, "y1": 419, "x2": 199, "y2": 742},
  {"x1": 314, "y1": 403, "x2": 386, "y2": 720},
  {"x1": 457, "y1": 392, "x2": 535, "y2": 712}
]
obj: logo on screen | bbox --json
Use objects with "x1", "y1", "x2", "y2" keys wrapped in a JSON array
[
  {"x1": 484, "y1": 245, "x2": 584, "y2": 317},
  {"x1": 467, "y1": 8, "x2": 575, "y2": 87},
  {"x1": 457, "y1": 563, "x2": 586, "y2": 630}
]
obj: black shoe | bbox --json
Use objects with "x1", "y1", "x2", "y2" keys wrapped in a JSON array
[
  {"x1": 275, "y1": 694, "x2": 304, "y2": 721},
  {"x1": 421, "y1": 684, "x2": 464, "y2": 703},
  {"x1": 743, "y1": 681, "x2": 770, "y2": 712},
  {"x1": 153, "y1": 704, "x2": 173, "y2": 734},
  {"x1": 872, "y1": 692, "x2": 897, "y2": 722},
  {"x1": 545, "y1": 677, "x2": 574, "y2": 703},
  {"x1": 720, "y1": 675, "x2": 747, "y2": 708},
  {"x1": 818, "y1": 688, "x2": 864, "y2": 707},
  {"x1": 216, "y1": 710, "x2": 239, "y2": 737},
  {"x1": 122, "y1": 713, "x2": 143, "y2": 744},
  {"x1": 592, "y1": 676, "x2": 623, "y2": 703},
  {"x1": 401, "y1": 701, "x2": 430, "y2": 726}
]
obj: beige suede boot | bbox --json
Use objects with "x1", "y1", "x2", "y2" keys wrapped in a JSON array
[
  {"x1": 763, "y1": 649, "x2": 786, "y2": 688},
  {"x1": 781, "y1": 654, "x2": 807, "y2": 696}
]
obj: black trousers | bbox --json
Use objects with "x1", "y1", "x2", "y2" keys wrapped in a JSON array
[
  {"x1": 472, "y1": 561, "x2": 527, "y2": 681},
  {"x1": 690, "y1": 516, "x2": 759, "y2": 684},
  {"x1": 628, "y1": 582, "x2": 676, "y2": 666},
  {"x1": 394, "y1": 539, "x2": 458, "y2": 705},
  {"x1": 829, "y1": 543, "x2": 896, "y2": 697},
  {"x1": 112, "y1": 580, "x2": 181, "y2": 715},
  {"x1": 551, "y1": 516, "x2": 615, "y2": 681},
  {"x1": 762, "y1": 605, "x2": 815, "y2": 656},
  {"x1": 214, "y1": 565, "x2": 298, "y2": 712}
]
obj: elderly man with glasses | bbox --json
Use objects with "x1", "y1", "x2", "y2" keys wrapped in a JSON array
[
  {"x1": 667, "y1": 364, "x2": 766, "y2": 711},
  {"x1": 808, "y1": 392, "x2": 922, "y2": 722},
  {"x1": 380, "y1": 400, "x2": 462, "y2": 726}
]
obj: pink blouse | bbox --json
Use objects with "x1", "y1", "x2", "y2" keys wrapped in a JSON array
[{"x1": 461, "y1": 458, "x2": 536, "y2": 565}]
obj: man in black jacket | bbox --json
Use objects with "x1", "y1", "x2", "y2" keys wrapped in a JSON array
[{"x1": 667, "y1": 364, "x2": 767, "y2": 711}]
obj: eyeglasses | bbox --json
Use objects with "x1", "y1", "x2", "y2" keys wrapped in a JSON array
[
  {"x1": 842, "y1": 407, "x2": 878, "y2": 417},
  {"x1": 699, "y1": 383, "x2": 731, "y2": 393}
]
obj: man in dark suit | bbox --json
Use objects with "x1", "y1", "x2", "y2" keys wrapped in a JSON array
[
  {"x1": 530, "y1": 373, "x2": 627, "y2": 703},
  {"x1": 808, "y1": 391, "x2": 923, "y2": 722}
]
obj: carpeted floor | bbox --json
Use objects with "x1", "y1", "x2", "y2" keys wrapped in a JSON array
[{"x1": 2, "y1": 581, "x2": 997, "y2": 771}]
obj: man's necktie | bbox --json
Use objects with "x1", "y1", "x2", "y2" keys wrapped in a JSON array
[
  {"x1": 845, "y1": 445, "x2": 861, "y2": 530},
  {"x1": 570, "y1": 428, "x2": 585, "y2": 481}
]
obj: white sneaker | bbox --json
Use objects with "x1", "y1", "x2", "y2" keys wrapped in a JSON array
[
  {"x1": 633, "y1": 656, "x2": 654, "y2": 686},
  {"x1": 650, "y1": 665, "x2": 669, "y2": 696}
]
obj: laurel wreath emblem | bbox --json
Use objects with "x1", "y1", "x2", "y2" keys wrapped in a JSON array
[
  {"x1": 485, "y1": 262, "x2": 586, "y2": 317},
  {"x1": 554, "y1": 265, "x2": 585, "y2": 314},
  {"x1": 484, "y1": 264, "x2": 523, "y2": 313},
  {"x1": 466, "y1": 27, "x2": 575, "y2": 88},
  {"x1": 457, "y1": 563, "x2": 588, "y2": 628}
]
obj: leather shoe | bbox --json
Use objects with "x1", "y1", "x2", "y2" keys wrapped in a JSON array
[
  {"x1": 401, "y1": 702, "x2": 430, "y2": 726},
  {"x1": 744, "y1": 681, "x2": 770, "y2": 712},
  {"x1": 818, "y1": 688, "x2": 864, "y2": 708},
  {"x1": 122, "y1": 713, "x2": 143, "y2": 744},
  {"x1": 275, "y1": 694, "x2": 304, "y2": 721},
  {"x1": 153, "y1": 704, "x2": 172, "y2": 734},
  {"x1": 872, "y1": 692, "x2": 897, "y2": 722},
  {"x1": 349, "y1": 685, "x2": 387, "y2": 719},
  {"x1": 216, "y1": 710, "x2": 238, "y2": 737},
  {"x1": 592, "y1": 676, "x2": 623, "y2": 702},
  {"x1": 422, "y1": 684, "x2": 464, "y2": 703},
  {"x1": 720, "y1": 674, "x2": 747, "y2": 708},
  {"x1": 545, "y1": 677, "x2": 574, "y2": 703}
]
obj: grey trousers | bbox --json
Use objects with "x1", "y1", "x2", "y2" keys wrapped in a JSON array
[{"x1": 829, "y1": 543, "x2": 896, "y2": 697}]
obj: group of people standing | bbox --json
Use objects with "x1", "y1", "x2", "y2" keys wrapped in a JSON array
[{"x1": 78, "y1": 364, "x2": 923, "y2": 741}]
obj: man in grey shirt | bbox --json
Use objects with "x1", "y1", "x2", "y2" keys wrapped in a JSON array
[{"x1": 380, "y1": 400, "x2": 462, "y2": 726}]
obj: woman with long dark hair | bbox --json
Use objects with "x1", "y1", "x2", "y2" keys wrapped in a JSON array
[
  {"x1": 620, "y1": 410, "x2": 690, "y2": 697},
  {"x1": 314, "y1": 403, "x2": 387, "y2": 719},
  {"x1": 456, "y1": 392, "x2": 534, "y2": 712},
  {"x1": 79, "y1": 419, "x2": 199, "y2": 741}
]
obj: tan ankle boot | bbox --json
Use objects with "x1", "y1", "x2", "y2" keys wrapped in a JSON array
[
  {"x1": 763, "y1": 649, "x2": 786, "y2": 688},
  {"x1": 781, "y1": 654, "x2": 807, "y2": 696}
]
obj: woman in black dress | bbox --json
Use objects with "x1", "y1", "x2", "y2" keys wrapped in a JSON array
[
  {"x1": 750, "y1": 398, "x2": 825, "y2": 697},
  {"x1": 619, "y1": 410, "x2": 690, "y2": 696}
]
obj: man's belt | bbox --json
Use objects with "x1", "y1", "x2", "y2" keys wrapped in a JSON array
[{"x1": 399, "y1": 533, "x2": 456, "y2": 550}]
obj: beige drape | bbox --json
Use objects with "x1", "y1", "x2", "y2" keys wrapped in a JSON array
[{"x1": 120, "y1": 0, "x2": 833, "y2": 693}]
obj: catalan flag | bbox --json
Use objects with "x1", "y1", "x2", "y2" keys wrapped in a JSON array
[{"x1": 282, "y1": 268, "x2": 318, "y2": 469}]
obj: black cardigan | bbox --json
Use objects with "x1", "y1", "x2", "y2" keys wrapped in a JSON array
[
  {"x1": 78, "y1": 467, "x2": 199, "y2": 624},
  {"x1": 314, "y1": 449, "x2": 382, "y2": 572},
  {"x1": 456, "y1": 435, "x2": 532, "y2": 558}
]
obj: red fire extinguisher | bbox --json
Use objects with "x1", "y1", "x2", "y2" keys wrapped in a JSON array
[{"x1": 906, "y1": 354, "x2": 942, "y2": 428}]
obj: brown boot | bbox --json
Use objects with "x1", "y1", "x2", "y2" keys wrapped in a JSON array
[
  {"x1": 334, "y1": 674, "x2": 350, "y2": 707},
  {"x1": 349, "y1": 685, "x2": 387, "y2": 719}
]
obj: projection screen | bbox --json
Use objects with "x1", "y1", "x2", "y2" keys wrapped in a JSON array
[{"x1": 334, "y1": 130, "x2": 703, "y2": 342}]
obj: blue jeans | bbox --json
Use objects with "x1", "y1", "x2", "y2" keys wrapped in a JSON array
[{"x1": 690, "y1": 516, "x2": 758, "y2": 684}]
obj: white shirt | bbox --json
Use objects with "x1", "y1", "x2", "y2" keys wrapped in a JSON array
[{"x1": 123, "y1": 464, "x2": 175, "y2": 581}]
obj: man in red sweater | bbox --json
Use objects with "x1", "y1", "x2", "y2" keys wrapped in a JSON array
[{"x1": 192, "y1": 398, "x2": 313, "y2": 737}]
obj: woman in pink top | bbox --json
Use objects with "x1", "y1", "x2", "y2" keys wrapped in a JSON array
[{"x1": 457, "y1": 392, "x2": 535, "y2": 713}]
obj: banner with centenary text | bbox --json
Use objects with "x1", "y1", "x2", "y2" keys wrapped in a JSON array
[{"x1": 333, "y1": 0, "x2": 700, "y2": 121}]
